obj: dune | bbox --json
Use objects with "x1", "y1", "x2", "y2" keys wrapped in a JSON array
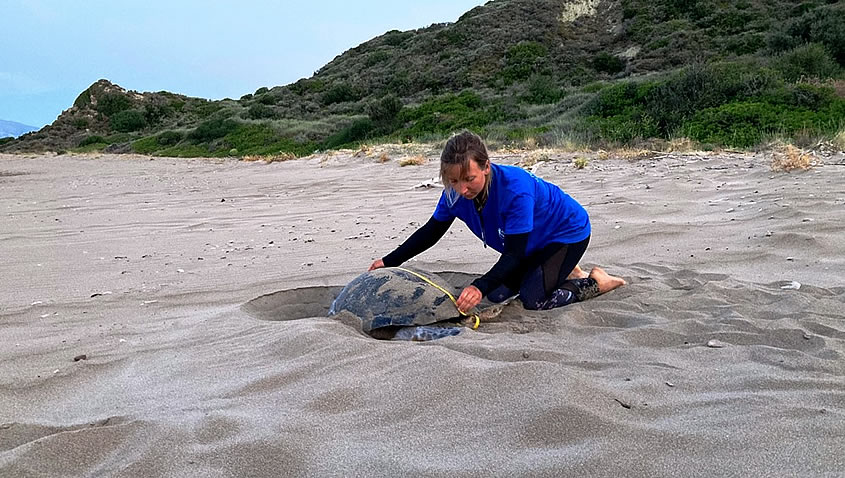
[{"x1": 0, "y1": 149, "x2": 843, "y2": 476}]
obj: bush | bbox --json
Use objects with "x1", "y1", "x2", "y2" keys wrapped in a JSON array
[
  {"x1": 398, "y1": 91, "x2": 502, "y2": 137},
  {"x1": 223, "y1": 123, "x2": 278, "y2": 151},
  {"x1": 73, "y1": 88, "x2": 93, "y2": 109},
  {"x1": 523, "y1": 75, "x2": 564, "y2": 104},
  {"x1": 501, "y1": 41, "x2": 548, "y2": 84},
  {"x1": 188, "y1": 119, "x2": 239, "y2": 142},
  {"x1": 593, "y1": 52, "x2": 626, "y2": 74},
  {"x1": 110, "y1": 109, "x2": 147, "y2": 132},
  {"x1": 0, "y1": 137, "x2": 16, "y2": 146},
  {"x1": 247, "y1": 103, "x2": 277, "y2": 119},
  {"x1": 257, "y1": 94, "x2": 276, "y2": 105},
  {"x1": 96, "y1": 93, "x2": 133, "y2": 116},
  {"x1": 768, "y1": 5, "x2": 845, "y2": 66},
  {"x1": 72, "y1": 118, "x2": 90, "y2": 129},
  {"x1": 365, "y1": 51, "x2": 391, "y2": 67},
  {"x1": 155, "y1": 144, "x2": 211, "y2": 157},
  {"x1": 683, "y1": 100, "x2": 845, "y2": 148},
  {"x1": 157, "y1": 130, "x2": 183, "y2": 146},
  {"x1": 383, "y1": 30, "x2": 411, "y2": 46},
  {"x1": 221, "y1": 123, "x2": 315, "y2": 156},
  {"x1": 321, "y1": 83, "x2": 361, "y2": 105},
  {"x1": 772, "y1": 43, "x2": 842, "y2": 81},
  {"x1": 132, "y1": 136, "x2": 160, "y2": 154},
  {"x1": 79, "y1": 135, "x2": 107, "y2": 147},
  {"x1": 322, "y1": 118, "x2": 375, "y2": 149},
  {"x1": 143, "y1": 102, "x2": 173, "y2": 125},
  {"x1": 367, "y1": 95, "x2": 403, "y2": 128}
]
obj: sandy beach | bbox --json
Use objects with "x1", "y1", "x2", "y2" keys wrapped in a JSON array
[{"x1": 1, "y1": 147, "x2": 843, "y2": 476}]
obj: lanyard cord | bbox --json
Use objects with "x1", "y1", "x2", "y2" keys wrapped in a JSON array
[{"x1": 392, "y1": 267, "x2": 481, "y2": 329}]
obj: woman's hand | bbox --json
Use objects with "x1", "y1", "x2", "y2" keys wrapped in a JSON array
[
  {"x1": 456, "y1": 285, "x2": 482, "y2": 313},
  {"x1": 368, "y1": 259, "x2": 385, "y2": 271}
]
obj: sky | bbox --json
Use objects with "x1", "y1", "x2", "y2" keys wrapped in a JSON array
[{"x1": 0, "y1": 0, "x2": 487, "y2": 128}]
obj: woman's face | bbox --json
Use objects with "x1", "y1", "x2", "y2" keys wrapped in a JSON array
[{"x1": 445, "y1": 159, "x2": 489, "y2": 200}]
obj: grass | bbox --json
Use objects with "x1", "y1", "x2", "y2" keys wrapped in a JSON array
[
  {"x1": 398, "y1": 155, "x2": 427, "y2": 166},
  {"x1": 833, "y1": 129, "x2": 845, "y2": 150},
  {"x1": 242, "y1": 153, "x2": 296, "y2": 163},
  {"x1": 71, "y1": 142, "x2": 108, "y2": 153},
  {"x1": 770, "y1": 143, "x2": 817, "y2": 171}
]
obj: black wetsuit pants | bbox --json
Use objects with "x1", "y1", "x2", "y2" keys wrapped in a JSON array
[{"x1": 486, "y1": 236, "x2": 599, "y2": 310}]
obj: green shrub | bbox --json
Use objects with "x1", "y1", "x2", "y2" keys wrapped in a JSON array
[
  {"x1": 322, "y1": 118, "x2": 375, "y2": 149},
  {"x1": 156, "y1": 144, "x2": 211, "y2": 157},
  {"x1": 768, "y1": 4, "x2": 845, "y2": 66},
  {"x1": 72, "y1": 118, "x2": 90, "y2": 129},
  {"x1": 586, "y1": 81, "x2": 655, "y2": 118},
  {"x1": 523, "y1": 75, "x2": 565, "y2": 104},
  {"x1": 772, "y1": 43, "x2": 842, "y2": 81},
  {"x1": 73, "y1": 88, "x2": 93, "y2": 109},
  {"x1": 255, "y1": 87, "x2": 269, "y2": 95},
  {"x1": 257, "y1": 94, "x2": 276, "y2": 105},
  {"x1": 105, "y1": 133, "x2": 132, "y2": 143},
  {"x1": 684, "y1": 102, "x2": 784, "y2": 147},
  {"x1": 587, "y1": 111, "x2": 660, "y2": 143},
  {"x1": 219, "y1": 123, "x2": 315, "y2": 156},
  {"x1": 72, "y1": 142, "x2": 108, "y2": 153},
  {"x1": 367, "y1": 94, "x2": 403, "y2": 128},
  {"x1": 398, "y1": 91, "x2": 502, "y2": 137},
  {"x1": 223, "y1": 123, "x2": 278, "y2": 151},
  {"x1": 247, "y1": 103, "x2": 277, "y2": 119},
  {"x1": 0, "y1": 137, "x2": 14, "y2": 146},
  {"x1": 365, "y1": 51, "x2": 391, "y2": 67},
  {"x1": 169, "y1": 99, "x2": 185, "y2": 111},
  {"x1": 191, "y1": 100, "x2": 223, "y2": 118},
  {"x1": 501, "y1": 41, "x2": 548, "y2": 84},
  {"x1": 79, "y1": 135, "x2": 107, "y2": 147},
  {"x1": 321, "y1": 83, "x2": 361, "y2": 105},
  {"x1": 683, "y1": 99, "x2": 845, "y2": 147},
  {"x1": 188, "y1": 119, "x2": 239, "y2": 142},
  {"x1": 788, "y1": 83, "x2": 837, "y2": 109},
  {"x1": 96, "y1": 93, "x2": 133, "y2": 116},
  {"x1": 143, "y1": 102, "x2": 173, "y2": 125},
  {"x1": 642, "y1": 62, "x2": 779, "y2": 135},
  {"x1": 110, "y1": 109, "x2": 147, "y2": 132},
  {"x1": 289, "y1": 79, "x2": 325, "y2": 95},
  {"x1": 383, "y1": 30, "x2": 411, "y2": 46},
  {"x1": 593, "y1": 53, "x2": 626, "y2": 74},
  {"x1": 157, "y1": 130, "x2": 183, "y2": 146},
  {"x1": 132, "y1": 136, "x2": 160, "y2": 154}
]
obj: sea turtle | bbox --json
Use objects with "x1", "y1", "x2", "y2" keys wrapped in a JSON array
[{"x1": 329, "y1": 267, "x2": 477, "y2": 341}]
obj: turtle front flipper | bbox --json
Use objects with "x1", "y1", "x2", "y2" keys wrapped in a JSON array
[{"x1": 392, "y1": 325, "x2": 463, "y2": 341}]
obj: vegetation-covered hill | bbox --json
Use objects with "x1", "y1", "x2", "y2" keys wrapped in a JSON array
[{"x1": 3, "y1": 0, "x2": 844, "y2": 156}]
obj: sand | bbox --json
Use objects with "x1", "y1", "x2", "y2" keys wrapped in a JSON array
[{"x1": 0, "y1": 148, "x2": 843, "y2": 477}]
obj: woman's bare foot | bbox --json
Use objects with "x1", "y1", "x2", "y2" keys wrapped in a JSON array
[
  {"x1": 567, "y1": 264, "x2": 589, "y2": 280},
  {"x1": 588, "y1": 266, "x2": 626, "y2": 294}
]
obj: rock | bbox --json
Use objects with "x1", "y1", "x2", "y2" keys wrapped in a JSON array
[
  {"x1": 73, "y1": 354, "x2": 87, "y2": 362},
  {"x1": 706, "y1": 339, "x2": 728, "y2": 348}
]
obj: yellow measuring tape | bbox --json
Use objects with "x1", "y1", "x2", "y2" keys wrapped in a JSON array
[{"x1": 392, "y1": 267, "x2": 481, "y2": 329}]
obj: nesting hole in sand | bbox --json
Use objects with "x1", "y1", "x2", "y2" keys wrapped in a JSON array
[
  {"x1": 241, "y1": 271, "x2": 479, "y2": 322},
  {"x1": 242, "y1": 286, "x2": 345, "y2": 321}
]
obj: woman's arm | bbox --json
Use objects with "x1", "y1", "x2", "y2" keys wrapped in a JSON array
[
  {"x1": 379, "y1": 216, "x2": 454, "y2": 267},
  {"x1": 470, "y1": 232, "x2": 530, "y2": 296}
]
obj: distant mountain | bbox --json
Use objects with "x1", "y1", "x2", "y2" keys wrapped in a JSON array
[{"x1": 0, "y1": 120, "x2": 38, "y2": 139}]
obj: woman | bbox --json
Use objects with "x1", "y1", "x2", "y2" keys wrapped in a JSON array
[{"x1": 369, "y1": 131, "x2": 625, "y2": 313}]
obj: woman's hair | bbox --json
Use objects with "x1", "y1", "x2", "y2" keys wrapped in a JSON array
[{"x1": 439, "y1": 130, "x2": 489, "y2": 185}]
